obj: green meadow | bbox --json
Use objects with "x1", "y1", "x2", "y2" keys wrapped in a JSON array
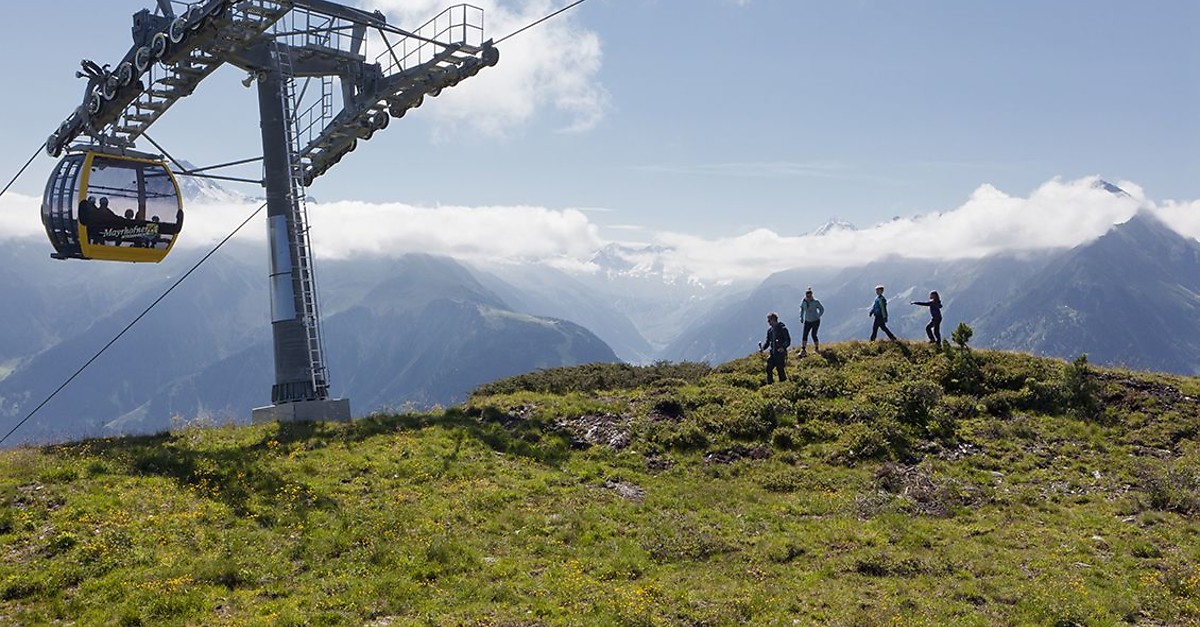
[{"x1": 2, "y1": 339, "x2": 1199, "y2": 625}]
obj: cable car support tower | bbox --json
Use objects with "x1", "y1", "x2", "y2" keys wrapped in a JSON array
[{"x1": 45, "y1": 0, "x2": 499, "y2": 423}]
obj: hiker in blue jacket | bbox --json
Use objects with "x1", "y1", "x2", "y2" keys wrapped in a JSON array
[
  {"x1": 759, "y1": 312, "x2": 791, "y2": 384},
  {"x1": 798, "y1": 287, "x2": 824, "y2": 356},
  {"x1": 912, "y1": 290, "x2": 943, "y2": 345},
  {"x1": 869, "y1": 285, "x2": 897, "y2": 341}
]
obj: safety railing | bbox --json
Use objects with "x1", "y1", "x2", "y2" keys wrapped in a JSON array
[
  {"x1": 269, "y1": 7, "x2": 353, "y2": 156},
  {"x1": 375, "y1": 4, "x2": 484, "y2": 75},
  {"x1": 274, "y1": 6, "x2": 348, "y2": 53}
]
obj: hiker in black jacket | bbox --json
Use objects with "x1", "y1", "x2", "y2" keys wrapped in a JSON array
[
  {"x1": 911, "y1": 290, "x2": 943, "y2": 345},
  {"x1": 759, "y1": 312, "x2": 791, "y2": 384}
]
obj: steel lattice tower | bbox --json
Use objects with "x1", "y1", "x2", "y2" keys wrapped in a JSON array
[{"x1": 46, "y1": 0, "x2": 499, "y2": 423}]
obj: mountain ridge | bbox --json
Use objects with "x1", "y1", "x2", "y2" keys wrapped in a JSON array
[
  {"x1": 0, "y1": 253, "x2": 619, "y2": 445},
  {"x1": 665, "y1": 211, "x2": 1200, "y2": 375},
  {"x1": 975, "y1": 210, "x2": 1200, "y2": 374}
]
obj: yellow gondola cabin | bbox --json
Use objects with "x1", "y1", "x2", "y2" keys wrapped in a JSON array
[{"x1": 41, "y1": 148, "x2": 183, "y2": 262}]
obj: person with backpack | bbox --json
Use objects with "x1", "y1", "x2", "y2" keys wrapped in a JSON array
[
  {"x1": 911, "y1": 290, "x2": 943, "y2": 345},
  {"x1": 869, "y1": 285, "x2": 897, "y2": 341},
  {"x1": 759, "y1": 312, "x2": 791, "y2": 384},
  {"x1": 758, "y1": 309, "x2": 787, "y2": 379},
  {"x1": 798, "y1": 287, "x2": 824, "y2": 356}
]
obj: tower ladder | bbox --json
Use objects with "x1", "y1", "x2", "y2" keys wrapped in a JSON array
[{"x1": 273, "y1": 40, "x2": 330, "y2": 400}]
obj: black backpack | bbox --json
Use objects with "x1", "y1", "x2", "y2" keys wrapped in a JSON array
[{"x1": 773, "y1": 323, "x2": 791, "y2": 352}]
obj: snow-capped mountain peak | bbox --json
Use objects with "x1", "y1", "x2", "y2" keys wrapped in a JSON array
[
  {"x1": 1092, "y1": 179, "x2": 1130, "y2": 198},
  {"x1": 810, "y1": 218, "x2": 857, "y2": 236},
  {"x1": 175, "y1": 160, "x2": 254, "y2": 204},
  {"x1": 589, "y1": 243, "x2": 673, "y2": 276}
]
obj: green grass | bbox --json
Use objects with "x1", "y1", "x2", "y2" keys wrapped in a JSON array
[{"x1": 2, "y1": 341, "x2": 1199, "y2": 625}]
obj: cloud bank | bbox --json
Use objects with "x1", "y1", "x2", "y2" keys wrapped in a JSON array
[
  {"x1": 651, "y1": 177, "x2": 1154, "y2": 283},
  {"x1": 2, "y1": 176, "x2": 1194, "y2": 284}
]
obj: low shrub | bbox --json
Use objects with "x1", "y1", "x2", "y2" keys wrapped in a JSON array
[
  {"x1": 871, "y1": 462, "x2": 986, "y2": 517},
  {"x1": 762, "y1": 539, "x2": 807, "y2": 564},
  {"x1": 980, "y1": 389, "x2": 1028, "y2": 417},
  {"x1": 828, "y1": 422, "x2": 888, "y2": 464},
  {"x1": 472, "y1": 361, "x2": 712, "y2": 396},
  {"x1": 760, "y1": 467, "x2": 806, "y2": 493},
  {"x1": 1, "y1": 573, "x2": 46, "y2": 601},
  {"x1": 1063, "y1": 355, "x2": 1102, "y2": 421},
  {"x1": 945, "y1": 349, "x2": 984, "y2": 395},
  {"x1": 951, "y1": 322, "x2": 974, "y2": 349},
  {"x1": 789, "y1": 370, "x2": 847, "y2": 400},
  {"x1": 852, "y1": 552, "x2": 927, "y2": 577},
  {"x1": 771, "y1": 426, "x2": 803, "y2": 450},
  {"x1": 897, "y1": 379, "x2": 943, "y2": 426},
  {"x1": 705, "y1": 372, "x2": 762, "y2": 390},
  {"x1": 1127, "y1": 410, "x2": 1199, "y2": 450},
  {"x1": 815, "y1": 398, "x2": 882, "y2": 426},
  {"x1": 1135, "y1": 458, "x2": 1200, "y2": 515},
  {"x1": 649, "y1": 420, "x2": 709, "y2": 451},
  {"x1": 650, "y1": 396, "x2": 685, "y2": 419},
  {"x1": 792, "y1": 419, "x2": 840, "y2": 444},
  {"x1": 1019, "y1": 377, "x2": 1066, "y2": 414}
]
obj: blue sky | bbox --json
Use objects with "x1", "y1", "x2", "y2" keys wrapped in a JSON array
[{"x1": 0, "y1": 0, "x2": 1197, "y2": 270}]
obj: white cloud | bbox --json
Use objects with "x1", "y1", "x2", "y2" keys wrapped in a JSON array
[
  {"x1": 304, "y1": 200, "x2": 604, "y2": 260},
  {"x1": 0, "y1": 192, "x2": 273, "y2": 249},
  {"x1": 0, "y1": 193, "x2": 45, "y2": 240},
  {"x1": 360, "y1": 0, "x2": 609, "y2": 135},
  {"x1": 644, "y1": 176, "x2": 1150, "y2": 283},
  {"x1": 4, "y1": 176, "x2": 1194, "y2": 287},
  {"x1": 1153, "y1": 198, "x2": 1200, "y2": 242},
  {"x1": 0, "y1": 192, "x2": 605, "y2": 264}
]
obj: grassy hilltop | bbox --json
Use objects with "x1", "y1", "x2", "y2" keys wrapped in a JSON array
[{"x1": 2, "y1": 340, "x2": 1199, "y2": 625}]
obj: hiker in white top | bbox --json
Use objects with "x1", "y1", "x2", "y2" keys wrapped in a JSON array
[{"x1": 798, "y1": 287, "x2": 825, "y2": 356}]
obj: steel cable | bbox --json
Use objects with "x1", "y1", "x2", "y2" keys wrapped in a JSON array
[
  {"x1": 495, "y1": 0, "x2": 590, "y2": 45},
  {"x1": 0, "y1": 143, "x2": 46, "y2": 200}
]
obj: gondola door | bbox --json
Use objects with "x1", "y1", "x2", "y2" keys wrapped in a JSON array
[{"x1": 78, "y1": 152, "x2": 183, "y2": 263}]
